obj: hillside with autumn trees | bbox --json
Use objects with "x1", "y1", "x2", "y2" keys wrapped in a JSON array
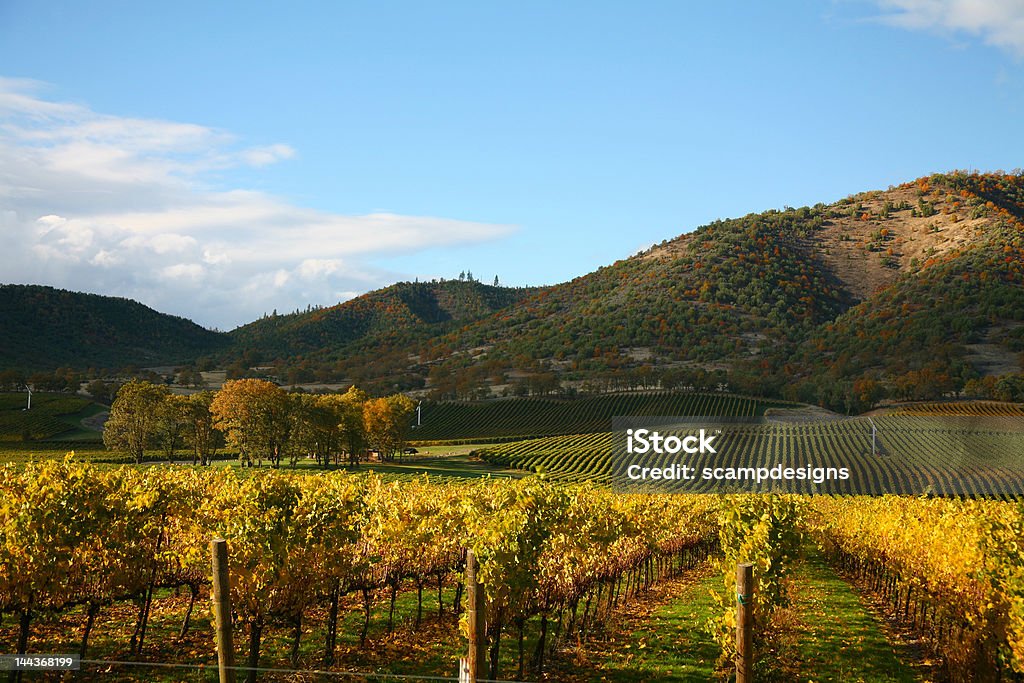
[{"x1": 4, "y1": 171, "x2": 1023, "y2": 411}]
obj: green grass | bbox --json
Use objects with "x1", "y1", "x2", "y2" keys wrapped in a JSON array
[
  {"x1": 548, "y1": 568, "x2": 723, "y2": 682},
  {"x1": 325, "y1": 453, "x2": 525, "y2": 479},
  {"x1": 0, "y1": 441, "x2": 525, "y2": 481},
  {"x1": 774, "y1": 549, "x2": 920, "y2": 682},
  {"x1": 555, "y1": 548, "x2": 921, "y2": 683},
  {"x1": 0, "y1": 441, "x2": 108, "y2": 464},
  {"x1": 183, "y1": 444, "x2": 523, "y2": 480}
]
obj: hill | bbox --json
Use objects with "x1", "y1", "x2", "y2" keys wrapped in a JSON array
[
  {"x1": 249, "y1": 197, "x2": 853, "y2": 394},
  {"x1": 782, "y1": 172, "x2": 1024, "y2": 407},
  {"x1": 227, "y1": 279, "x2": 540, "y2": 389},
  {"x1": 254, "y1": 171, "x2": 1023, "y2": 406},
  {"x1": 0, "y1": 284, "x2": 227, "y2": 371},
  {"x1": 230, "y1": 279, "x2": 538, "y2": 357},
  {"x1": 4, "y1": 171, "x2": 1023, "y2": 412}
]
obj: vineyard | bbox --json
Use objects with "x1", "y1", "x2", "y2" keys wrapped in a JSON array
[
  {"x1": 808, "y1": 496, "x2": 1022, "y2": 678},
  {"x1": 891, "y1": 400, "x2": 1024, "y2": 417},
  {"x1": 0, "y1": 458, "x2": 718, "y2": 681},
  {"x1": 477, "y1": 415, "x2": 1024, "y2": 496},
  {"x1": 413, "y1": 391, "x2": 794, "y2": 442},
  {"x1": 2, "y1": 457, "x2": 1024, "y2": 680},
  {"x1": 0, "y1": 392, "x2": 94, "y2": 442}
]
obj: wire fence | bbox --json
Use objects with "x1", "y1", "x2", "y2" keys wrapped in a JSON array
[{"x1": 76, "y1": 658, "x2": 531, "y2": 683}]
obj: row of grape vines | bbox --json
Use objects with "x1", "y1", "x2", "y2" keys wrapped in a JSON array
[
  {"x1": 478, "y1": 416, "x2": 1024, "y2": 496},
  {"x1": 893, "y1": 401, "x2": 1024, "y2": 417},
  {"x1": 0, "y1": 458, "x2": 718, "y2": 680},
  {"x1": 414, "y1": 391, "x2": 793, "y2": 441},
  {"x1": 809, "y1": 496, "x2": 1024, "y2": 678},
  {"x1": 6, "y1": 456, "x2": 1024, "y2": 679}
]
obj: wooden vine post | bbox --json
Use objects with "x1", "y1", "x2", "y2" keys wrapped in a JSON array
[
  {"x1": 210, "y1": 538, "x2": 236, "y2": 683},
  {"x1": 460, "y1": 548, "x2": 487, "y2": 682},
  {"x1": 736, "y1": 562, "x2": 754, "y2": 683}
]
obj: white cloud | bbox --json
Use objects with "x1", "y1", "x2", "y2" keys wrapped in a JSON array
[
  {"x1": 161, "y1": 263, "x2": 205, "y2": 282},
  {"x1": 0, "y1": 78, "x2": 516, "y2": 328},
  {"x1": 91, "y1": 249, "x2": 122, "y2": 267},
  {"x1": 298, "y1": 258, "x2": 343, "y2": 279},
  {"x1": 240, "y1": 143, "x2": 296, "y2": 167},
  {"x1": 871, "y1": 0, "x2": 1024, "y2": 57}
]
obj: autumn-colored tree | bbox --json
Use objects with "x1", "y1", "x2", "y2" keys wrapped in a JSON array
[
  {"x1": 363, "y1": 393, "x2": 415, "y2": 461},
  {"x1": 210, "y1": 379, "x2": 291, "y2": 468},
  {"x1": 852, "y1": 377, "x2": 886, "y2": 410},
  {"x1": 103, "y1": 380, "x2": 170, "y2": 464}
]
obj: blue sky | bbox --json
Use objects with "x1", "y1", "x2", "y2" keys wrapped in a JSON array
[{"x1": 1, "y1": 1, "x2": 1022, "y2": 329}]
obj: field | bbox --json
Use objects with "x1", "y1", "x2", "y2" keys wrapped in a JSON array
[
  {"x1": 476, "y1": 414, "x2": 1024, "y2": 496},
  {"x1": 413, "y1": 391, "x2": 795, "y2": 442},
  {"x1": 3, "y1": 463, "x2": 1023, "y2": 681},
  {"x1": 3, "y1": 393, "x2": 1024, "y2": 681},
  {"x1": 891, "y1": 400, "x2": 1024, "y2": 416},
  {"x1": 0, "y1": 392, "x2": 103, "y2": 442}
]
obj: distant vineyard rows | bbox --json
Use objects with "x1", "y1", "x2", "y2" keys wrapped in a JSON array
[
  {"x1": 414, "y1": 391, "x2": 793, "y2": 441},
  {"x1": 892, "y1": 401, "x2": 1024, "y2": 417},
  {"x1": 0, "y1": 393, "x2": 90, "y2": 441},
  {"x1": 477, "y1": 416, "x2": 1024, "y2": 496}
]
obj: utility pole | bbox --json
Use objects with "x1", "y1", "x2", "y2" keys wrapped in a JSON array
[
  {"x1": 868, "y1": 417, "x2": 877, "y2": 456},
  {"x1": 25, "y1": 385, "x2": 32, "y2": 411}
]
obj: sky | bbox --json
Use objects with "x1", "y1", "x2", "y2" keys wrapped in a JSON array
[{"x1": 1, "y1": 0, "x2": 1023, "y2": 330}]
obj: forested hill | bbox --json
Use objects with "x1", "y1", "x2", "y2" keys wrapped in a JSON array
[
  {"x1": 5, "y1": 171, "x2": 1024, "y2": 410},
  {"x1": 229, "y1": 279, "x2": 542, "y2": 359},
  {"x1": 269, "y1": 171, "x2": 1023, "y2": 403},
  {"x1": 0, "y1": 284, "x2": 226, "y2": 371}
]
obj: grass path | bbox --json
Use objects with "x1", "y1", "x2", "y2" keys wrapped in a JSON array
[
  {"x1": 547, "y1": 566, "x2": 722, "y2": 682},
  {"x1": 550, "y1": 548, "x2": 923, "y2": 682},
  {"x1": 769, "y1": 549, "x2": 922, "y2": 682}
]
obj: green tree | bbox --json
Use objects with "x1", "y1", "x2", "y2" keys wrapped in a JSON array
[
  {"x1": 339, "y1": 386, "x2": 368, "y2": 466},
  {"x1": 154, "y1": 394, "x2": 189, "y2": 463},
  {"x1": 103, "y1": 380, "x2": 170, "y2": 463},
  {"x1": 183, "y1": 391, "x2": 222, "y2": 466},
  {"x1": 288, "y1": 393, "x2": 347, "y2": 468},
  {"x1": 86, "y1": 379, "x2": 116, "y2": 404}
]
